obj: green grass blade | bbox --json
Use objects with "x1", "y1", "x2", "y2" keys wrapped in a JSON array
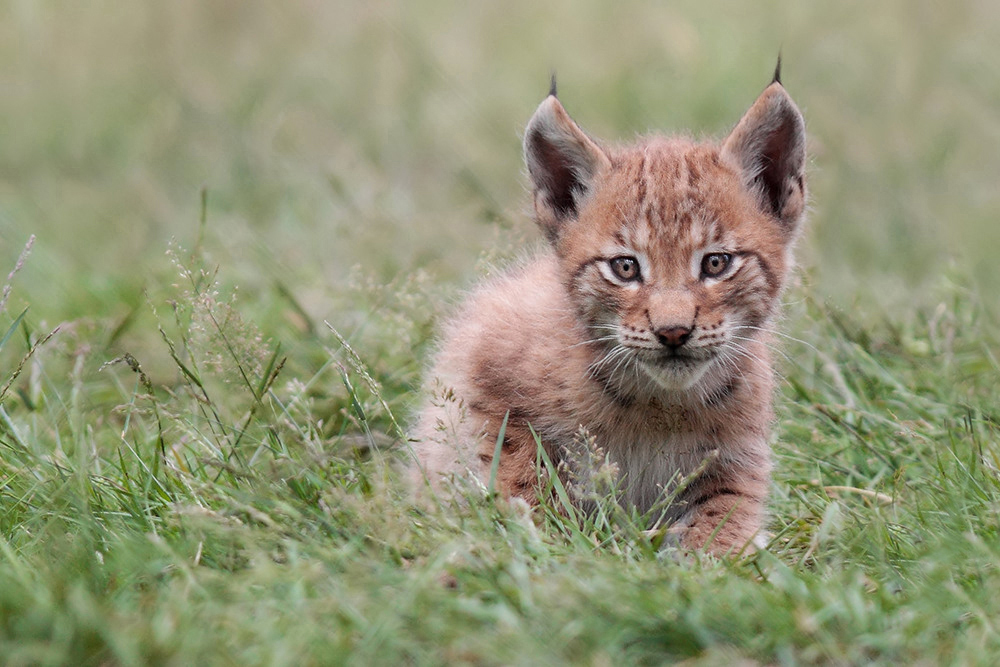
[
  {"x1": 487, "y1": 410, "x2": 509, "y2": 496},
  {"x1": 0, "y1": 306, "x2": 28, "y2": 352}
]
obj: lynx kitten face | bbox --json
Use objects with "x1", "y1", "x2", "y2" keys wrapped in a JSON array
[{"x1": 413, "y1": 66, "x2": 806, "y2": 555}]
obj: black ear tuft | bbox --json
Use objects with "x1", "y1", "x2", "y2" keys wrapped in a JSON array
[
  {"x1": 772, "y1": 53, "x2": 782, "y2": 85},
  {"x1": 549, "y1": 73, "x2": 558, "y2": 98}
]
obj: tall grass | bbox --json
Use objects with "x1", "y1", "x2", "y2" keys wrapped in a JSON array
[{"x1": 1, "y1": 1, "x2": 999, "y2": 664}]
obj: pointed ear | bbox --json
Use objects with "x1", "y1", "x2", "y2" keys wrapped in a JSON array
[
  {"x1": 524, "y1": 94, "x2": 611, "y2": 240},
  {"x1": 722, "y1": 82, "x2": 807, "y2": 234}
]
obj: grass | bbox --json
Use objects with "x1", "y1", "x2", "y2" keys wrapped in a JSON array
[{"x1": 2, "y1": 1, "x2": 1000, "y2": 664}]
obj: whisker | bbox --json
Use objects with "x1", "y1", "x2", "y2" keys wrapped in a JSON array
[
  {"x1": 569, "y1": 334, "x2": 619, "y2": 350},
  {"x1": 728, "y1": 334, "x2": 793, "y2": 364},
  {"x1": 608, "y1": 347, "x2": 635, "y2": 379},
  {"x1": 714, "y1": 341, "x2": 777, "y2": 384},
  {"x1": 587, "y1": 344, "x2": 630, "y2": 380},
  {"x1": 732, "y1": 324, "x2": 819, "y2": 353},
  {"x1": 725, "y1": 339, "x2": 772, "y2": 370}
]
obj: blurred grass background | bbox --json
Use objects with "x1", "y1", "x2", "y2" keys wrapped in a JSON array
[{"x1": 2, "y1": 0, "x2": 998, "y2": 351}]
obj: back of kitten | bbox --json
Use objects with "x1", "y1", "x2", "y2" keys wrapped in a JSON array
[{"x1": 413, "y1": 66, "x2": 806, "y2": 555}]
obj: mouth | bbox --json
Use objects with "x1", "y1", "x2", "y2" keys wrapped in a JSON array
[
  {"x1": 645, "y1": 345, "x2": 712, "y2": 365},
  {"x1": 636, "y1": 348, "x2": 714, "y2": 389}
]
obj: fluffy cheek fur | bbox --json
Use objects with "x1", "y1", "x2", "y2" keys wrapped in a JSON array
[
  {"x1": 717, "y1": 258, "x2": 785, "y2": 339},
  {"x1": 565, "y1": 263, "x2": 625, "y2": 330}
]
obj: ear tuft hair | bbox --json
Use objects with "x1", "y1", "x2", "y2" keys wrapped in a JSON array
[
  {"x1": 772, "y1": 53, "x2": 782, "y2": 85},
  {"x1": 549, "y1": 73, "x2": 558, "y2": 98}
]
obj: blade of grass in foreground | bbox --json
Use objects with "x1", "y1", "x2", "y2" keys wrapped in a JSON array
[{"x1": 487, "y1": 410, "x2": 509, "y2": 496}]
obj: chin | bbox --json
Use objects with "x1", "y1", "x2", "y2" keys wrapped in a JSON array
[{"x1": 640, "y1": 357, "x2": 713, "y2": 392}]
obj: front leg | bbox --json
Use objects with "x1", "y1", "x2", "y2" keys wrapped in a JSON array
[
  {"x1": 674, "y1": 466, "x2": 770, "y2": 555},
  {"x1": 475, "y1": 417, "x2": 546, "y2": 506}
]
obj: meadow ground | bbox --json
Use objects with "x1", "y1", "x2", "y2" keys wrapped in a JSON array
[{"x1": 1, "y1": 2, "x2": 1000, "y2": 664}]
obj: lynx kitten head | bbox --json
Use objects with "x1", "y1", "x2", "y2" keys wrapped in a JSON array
[{"x1": 523, "y1": 72, "x2": 806, "y2": 394}]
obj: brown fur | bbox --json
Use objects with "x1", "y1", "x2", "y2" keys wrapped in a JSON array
[{"x1": 412, "y1": 74, "x2": 807, "y2": 555}]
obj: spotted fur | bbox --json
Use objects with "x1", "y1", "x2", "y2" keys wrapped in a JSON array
[{"x1": 412, "y1": 71, "x2": 807, "y2": 555}]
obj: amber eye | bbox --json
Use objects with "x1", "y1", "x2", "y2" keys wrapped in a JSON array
[
  {"x1": 701, "y1": 252, "x2": 732, "y2": 278},
  {"x1": 609, "y1": 256, "x2": 641, "y2": 282}
]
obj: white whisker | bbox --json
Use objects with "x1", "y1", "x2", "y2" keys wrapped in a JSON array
[
  {"x1": 569, "y1": 334, "x2": 619, "y2": 350},
  {"x1": 729, "y1": 334, "x2": 793, "y2": 364},
  {"x1": 732, "y1": 324, "x2": 819, "y2": 353},
  {"x1": 587, "y1": 344, "x2": 630, "y2": 380}
]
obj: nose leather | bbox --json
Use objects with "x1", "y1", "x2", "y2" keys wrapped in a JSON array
[{"x1": 654, "y1": 325, "x2": 692, "y2": 348}]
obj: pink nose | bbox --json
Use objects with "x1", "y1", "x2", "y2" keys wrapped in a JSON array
[{"x1": 654, "y1": 326, "x2": 692, "y2": 348}]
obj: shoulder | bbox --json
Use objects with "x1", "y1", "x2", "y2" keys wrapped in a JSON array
[{"x1": 444, "y1": 249, "x2": 562, "y2": 332}]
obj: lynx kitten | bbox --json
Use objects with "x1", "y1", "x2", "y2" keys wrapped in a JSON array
[{"x1": 412, "y1": 64, "x2": 806, "y2": 554}]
